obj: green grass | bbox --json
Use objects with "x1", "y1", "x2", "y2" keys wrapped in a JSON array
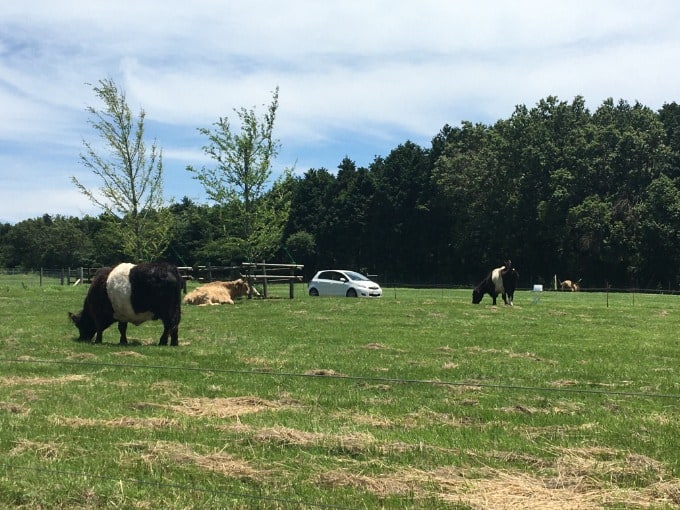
[{"x1": 1, "y1": 283, "x2": 679, "y2": 508}]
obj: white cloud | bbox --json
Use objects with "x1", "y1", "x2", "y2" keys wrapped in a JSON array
[{"x1": 1, "y1": 0, "x2": 680, "y2": 223}]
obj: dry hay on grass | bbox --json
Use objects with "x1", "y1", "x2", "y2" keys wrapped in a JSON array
[
  {"x1": 0, "y1": 374, "x2": 89, "y2": 387},
  {"x1": 467, "y1": 346, "x2": 557, "y2": 364},
  {"x1": 60, "y1": 396, "x2": 294, "y2": 430},
  {"x1": 66, "y1": 352, "x2": 97, "y2": 360},
  {"x1": 254, "y1": 427, "x2": 378, "y2": 454},
  {"x1": 219, "y1": 422, "x2": 458, "y2": 457},
  {"x1": 499, "y1": 400, "x2": 585, "y2": 416},
  {"x1": 0, "y1": 401, "x2": 29, "y2": 414},
  {"x1": 130, "y1": 440, "x2": 261, "y2": 480},
  {"x1": 365, "y1": 342, "x2": 388, "y2": 350},
  {"x1": 10, "y1": 439, "x2": 63, "y2": 460},
  {"x1": 314, "y1": 446, "x2": 680, "y2": 509},
  {"x1": 111, "y1": 350, "x2": 146, "y2": 358},
  {"x1": 304, "y1": 369, "x2": 346, "y2": 377},
  {"x1": 50, "y1": 415, "x2": 178, "y2": 429},
  {"x1": 163, "y1": 395, "x2": 287, "y2": 419},
  {"x1": 325, "y1": 409, "x2": 478, "y2": 432}
]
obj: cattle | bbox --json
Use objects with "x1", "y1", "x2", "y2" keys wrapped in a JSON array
[
  {"x1": 472, "y1": 260, "x2": 519, "y2": 306},
  {"x1": 183, "y1": 278, "x2": 254, "y2": 306},
  {"x1": 560, "y1": 279, "x2": 581, "y2": 292},
  {"x1": 69, "y1": 262, "x2": 182, "y2": 346}
]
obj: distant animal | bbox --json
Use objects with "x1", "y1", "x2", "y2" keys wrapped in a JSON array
[
  {"x1": 560, "y1": 279, "x2": 581, "y2": 292},
  {"x1": 472, "y1": 260, "x2": 519, "y2": 306},
  {"x1": 69, "y1": 262, "x2": 182, "y2": 346},
  {"x1": 183, "y1": 278, "x2": 254, "y2": 306}
]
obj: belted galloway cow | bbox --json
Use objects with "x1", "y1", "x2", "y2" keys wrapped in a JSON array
[
  {"x1": 472, "y1": 260, "x2": 519, "y2": 306},
  {"x1": 69, "y1": 262, "x2": 182, "y2": 346}
]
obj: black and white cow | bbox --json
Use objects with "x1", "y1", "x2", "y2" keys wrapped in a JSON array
[
  {"x1": 69, "y1": 262, "x2": 182, "y2": 346},
  {"x1": 472, "y1": 260, "x2": 519, "y2": 306}
]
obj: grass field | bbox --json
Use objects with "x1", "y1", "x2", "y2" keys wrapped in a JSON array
[{"x1": 0, "y1": 282, "x2": 679, "y2": 509}]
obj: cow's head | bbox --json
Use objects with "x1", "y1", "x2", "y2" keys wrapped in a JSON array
[
  {"x1": 471, "y1": 287, "x2": 484, "y2": 304},
  {"x1": 237, "y1": 279, "x2": 250, "y2": 295},
  {"x1": 226, "y1": 278, "x2": 250, "y2": 298},
  {"x1": 68, "y1": 311, "x2": 96, "y2": 341}
]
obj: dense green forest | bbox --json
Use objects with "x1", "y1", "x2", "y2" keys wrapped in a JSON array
[{"x1": 2, "y1": 96, "x2": 680, "y2": 289}]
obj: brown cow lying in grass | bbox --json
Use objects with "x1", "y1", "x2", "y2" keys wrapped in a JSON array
[
  {"x1": 560, "y1": 279, "x2": 581, "y2": 292},
  {"x1": 183, "y1": 278, "x2": 254, "y2": 305}
]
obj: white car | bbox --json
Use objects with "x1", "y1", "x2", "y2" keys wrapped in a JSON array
[{"x1": 308, "y1": 270, "x2": 382, "y2": 297}]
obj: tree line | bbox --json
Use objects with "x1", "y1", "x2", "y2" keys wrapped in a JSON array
[{"x1": 2, "y1": 94, "x2": 680, "y2": 289}]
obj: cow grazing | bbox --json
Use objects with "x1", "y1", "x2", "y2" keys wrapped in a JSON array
[
  {"x1": 472, "y1": 261, "x2": 520, "y2": 306},
  {"x1": 183, "y1": 278, "x2": 254, "y2": 306},
  {"x1": 560, "y1": 279, "x2": 581, "y2": 292},
  {"x1": 69, "y1": 262, "x2": 182, "y2": 346}
]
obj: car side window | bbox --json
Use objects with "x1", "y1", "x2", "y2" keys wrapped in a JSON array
[{"x1": 318, "y1": 271, "x2": 333, "y2": 280}]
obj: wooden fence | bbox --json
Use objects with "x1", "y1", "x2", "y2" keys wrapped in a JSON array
[{"x1": 179, "y1": 262, "x2": 304, "y2": 299}]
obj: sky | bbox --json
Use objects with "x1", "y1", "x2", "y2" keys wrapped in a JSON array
[{"x1": 1, "y1": 1, "x2": 679, "y2": 224}]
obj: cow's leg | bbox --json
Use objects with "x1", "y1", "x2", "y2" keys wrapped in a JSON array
[
  {"x1": 94, "y1": 331, "x2": 103, "y2": 344},
  {"x1": 158, "y1": 319, "x2": 172, "y2": 346},
  {"x1": 502, "y1": 292, "x2": 508, "y2": 305},
  {"x1": 170, "y1": 326, "x2": 179, "y2": 347},
  {"x1": 118, "y1": 322, "x2": 128, "y2": 345},
  {"x1": 158, "y1": 327, "x2": 169, "y2": 346},
  {"x1": 158, "y1": 308, "x2": 180, "y2": 346},
  {"x1": 491, "y1": 293, "x2": 497, "y2": 305},
  {"x1": 158, "y1": 324, "x2": 179, "y2": 346}
]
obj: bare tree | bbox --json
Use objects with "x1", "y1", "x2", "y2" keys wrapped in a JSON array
[{"x1": 72, "y1": 78, "x2": 173, "y2": 262}]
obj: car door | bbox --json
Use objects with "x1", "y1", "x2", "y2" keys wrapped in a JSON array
[
  {"x1": 315, "y1": 271, "x2": 337, "y2": 296},
  {"x1": 331, "y1": 271, "x2": 350, "y2": 296},
  {"x1": 322, "y1": 271, "x2": 346, "y2": 296}
]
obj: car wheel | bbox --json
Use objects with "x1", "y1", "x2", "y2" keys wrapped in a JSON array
[
  {"x1": 309, "y1": 288, "x2": 319, "y2": 297},
  {"x1": 346, "y1": 288, "x2": 358, "y2": 298}
]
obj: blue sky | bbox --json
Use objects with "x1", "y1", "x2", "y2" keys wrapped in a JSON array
[{"x1": 1, "y1": 0, "x2": 679, "y2": 224}]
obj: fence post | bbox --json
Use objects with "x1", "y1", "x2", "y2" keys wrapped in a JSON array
[
  {"x1": 289, "y1": 268, "x2": 295, "y2": 299},
  {"x1": 262, "y1": 260, "x2": 268, "y2": 298}
]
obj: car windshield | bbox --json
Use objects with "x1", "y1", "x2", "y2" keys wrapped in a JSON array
[{"x1": 343, "y1": 271, "x2": 370, "y2": 281}]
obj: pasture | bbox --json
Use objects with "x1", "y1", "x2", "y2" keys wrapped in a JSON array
[{"x1": 0, "y1": 282, "x2": 679, "y2": 509}]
